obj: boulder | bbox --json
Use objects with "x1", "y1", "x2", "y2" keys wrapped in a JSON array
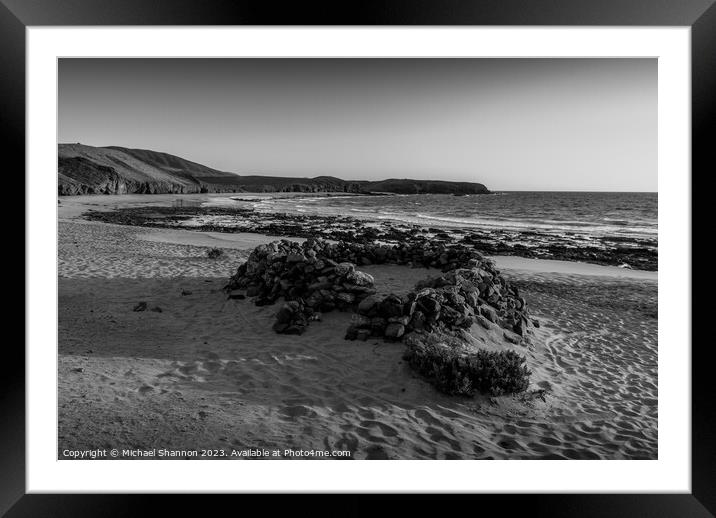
[
  {"x1": 370, "y1": 317, "x2": 388, "y2": 335},
  {"x1": 336, "y1": 292, "x2": 356, "y2": 305},
  {"x1": 283, "y1": 325, "x2": 305, "y2": 335},
  {"x1": 272, "y1": 321, "x2": 289, "y2": 333},
  {"x1": 356, "y1": 329, "x2": 371, "y2": 341},
  {"x1": 379, "y1": 294, "x2": 405, "y2": 318},
  {"x1": 415, "y1": 293, "x2": 441, "y2": 315},
  {"x1": 357, "y1": 294, "x2": 381, "y2": 316},
  {"x1": 475, "y1": 314, "x2": 492, "y2": 330},
  {"x1": 351, "y1": 315, "x2": 372, "y2": 328},
  {"x1": 335, "y1": 262, "x2": 355, "y2": 277},
  {"x1": 384, "y1": 323, "x2": 405, "y2": 340},
  {"x1": 345, "y1": 326, "x2": 358, "y2": 341},
  {"x1": 409, "y1": 310, "x2": 427, "y2": 330},
  {"x1": 480, "y1": 305, "x2": 499, "y2": 323},
  {"x1": 503, "y1": 330, "x2": 522, "y2": 344},
  {"x1": 346, "y1": 270, "x2": 374, "y2": 287},
  {"x1": 275, "y1": 306, "x2": 294, "y2": 324},
  {"x1": 227, "y1": 290, "x2": 245, "y2": 300}
]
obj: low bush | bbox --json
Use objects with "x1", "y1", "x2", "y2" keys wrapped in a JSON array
[{"x1": 403, "y1": 333, "x2": 530, "y2": 396}]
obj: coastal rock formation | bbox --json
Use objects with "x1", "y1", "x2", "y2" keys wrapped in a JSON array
[
  {"x1": 225, "y1": 240, "x2": 377, "y2": 335},
  {"x1": 58, "y1": 144, "x2": 234, "y2": 195},
  {"x1": 360, "y1": 179, "x2": 490, "y2": 195},
  {"x1": 345, "y1": 263, "x2": 534, "y2": 343},
  {"x1": 58, "y1": 143, "x2": 489, "y2": 195},
  {"x1": 226, "y1": 238, "x2": 534, "y2": 396},
  {"x1": 83, "y1": 205, "x2": 658, "y2": 271}
]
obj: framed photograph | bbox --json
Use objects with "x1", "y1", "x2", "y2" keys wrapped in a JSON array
[{"x1": 8, "y1": 0, "x2": 713, "y2": 513}]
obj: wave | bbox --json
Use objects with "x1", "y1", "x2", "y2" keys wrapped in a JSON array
[
  {"x1": 237, "y1": 191, "x2": 657, "y2": 240},
  {"x1": 409, "y1": 213, "x2": 657, "y2": 236}
]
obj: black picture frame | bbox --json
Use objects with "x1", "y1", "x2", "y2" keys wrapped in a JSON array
[{"x1": 5, "y1": 0, "x2": 713, "y2": 515}]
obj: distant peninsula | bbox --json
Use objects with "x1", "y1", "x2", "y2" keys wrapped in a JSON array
[{"x1": 58, "y1": 144, "x2": 490, "y2": 196}]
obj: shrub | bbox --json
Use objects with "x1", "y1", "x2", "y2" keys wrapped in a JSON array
[
  {"x1": 206, "y1": 247, "x2": 224, "y2": 259},
  {"x1": 403, "y1": 333, "x2": 530, "y2": 396}
]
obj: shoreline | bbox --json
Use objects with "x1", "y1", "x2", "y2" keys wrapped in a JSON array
[
  {"x1": 60, "y1": 194, "x2": 658, "y2": 271},
  {"x1": 133, "y1": 226, "x2": 656, "y2": 280}
]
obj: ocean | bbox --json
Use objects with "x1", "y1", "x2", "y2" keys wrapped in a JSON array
[
  {"x1": 202, "y1": 191, "x2": 656, "y2": 270},
  {"x1": 249, "y1": 191, "x2": 657, "y2": 241}
]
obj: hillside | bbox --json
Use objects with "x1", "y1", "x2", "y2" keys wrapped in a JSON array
[{"x1": 58, "y1": 144, "x2": 489, "y2": 195}]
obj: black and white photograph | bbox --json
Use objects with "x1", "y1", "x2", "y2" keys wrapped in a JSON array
[{"x1": 56, "y1": 57, "x2": 658, "y2": 461}]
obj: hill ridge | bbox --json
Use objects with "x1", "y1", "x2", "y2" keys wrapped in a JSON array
[{"x1": 58, "y1": 143, "x2": 490, "y2": 196}]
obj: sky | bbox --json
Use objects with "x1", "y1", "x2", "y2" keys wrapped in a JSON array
[{"x1": 58, "y1": 58, "x2": 656, "y2": 192}]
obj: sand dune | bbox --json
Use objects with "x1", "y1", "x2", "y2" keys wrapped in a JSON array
[{"x1": 58, "y1": 219, "x2": 657, "y2": 459}]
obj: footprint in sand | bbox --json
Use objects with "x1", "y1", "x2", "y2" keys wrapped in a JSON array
[
  {"x1": 333, "y1": 433, "x2": 359, "y2": 454},
  {"x1": 280, "y1": 405, "x2": 316, "y2": 420},
  {"x1": 359, "y1": 420, "x2": 400, "y2": 438},
  {"x1": 203, "y1": 360, "x2": 222, "y2": 373},
  {"x1": 414, "y1": 408, "x2": 442, "y2": 426}
]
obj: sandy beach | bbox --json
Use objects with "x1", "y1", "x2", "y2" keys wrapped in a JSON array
[{"x1": 58, "y1": 198, "x2": 657, "y2": 460}]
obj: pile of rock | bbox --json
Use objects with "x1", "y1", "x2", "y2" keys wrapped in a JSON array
[
  {"x1": 225, "y1": 239, "x2": 377, "y2": 334},
  {"x1": 226, "y1": 237, "x2": 536, "y2": 395},
  {"x1": 228, "y1": 237, "x2": 498, "y2": 281},
  {"x1": 344, "y1": 264, "x2": 534, "y2": 345},
  {"x1": 271, "y1": 300, "x2": 309, "y2": 335},
  {"x1": 307, "y1": 239, "x2": 489, "y2": 271},
  {"x1": 226, "y1": 238, "x2": 534, "y2": 341},
  {"x1": 410, "y1": 265, "x2": 534, "y2": 341},
  {"x1": 344, "y1": 294, "x2": 411, "y2": 341}
]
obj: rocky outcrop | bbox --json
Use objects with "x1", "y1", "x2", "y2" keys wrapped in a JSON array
[
  {"x1": 344, "y1": 259, "x2": 534, "y2": 344},
  {"x1": 225, "y1": 238, "x2": 535, "y2": 396},
  {"x1": 225, "y1": 240, "x2": 378, "y2": 335},
  {"x1": 83, "y1": 204, "x2": 658, "y2": 271}
]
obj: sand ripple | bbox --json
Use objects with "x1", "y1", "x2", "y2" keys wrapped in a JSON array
[{"x1": 58, "y1": 220, "x2": 657, "y2": 459}]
